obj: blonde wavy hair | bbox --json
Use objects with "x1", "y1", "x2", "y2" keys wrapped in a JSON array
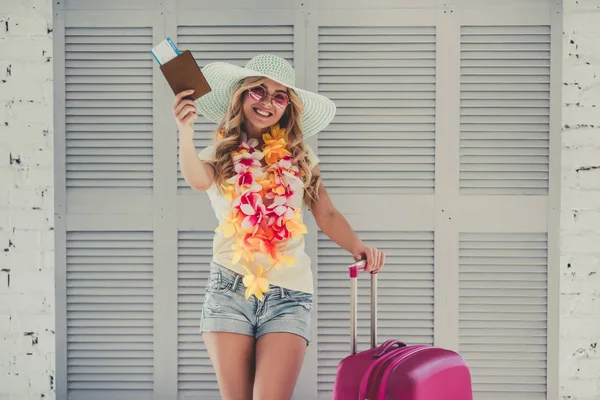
[{"x1": 208, "y1": 76, "x2": 321, "y2": 205}]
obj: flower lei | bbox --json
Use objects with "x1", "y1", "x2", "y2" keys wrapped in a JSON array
[{"x1": 215, "y1": 124, "x2": 308, "y2": 300}]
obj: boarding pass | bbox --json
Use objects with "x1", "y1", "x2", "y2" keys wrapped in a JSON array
[{"x1": 150, "y1": 38, "x2": 180, "y2": 66}]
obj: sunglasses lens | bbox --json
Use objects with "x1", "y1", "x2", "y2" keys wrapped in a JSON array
[
  {"x1": 273, "y1": 93, "x2": 289, "y2": 108},
  {"x1": 248, "y1": 86, "x2": 265, "y2": 101}
]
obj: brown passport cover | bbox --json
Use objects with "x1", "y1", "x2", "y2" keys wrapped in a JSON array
[{"x1": 159, "y1": 50, "x2": 212, "y2": 100}]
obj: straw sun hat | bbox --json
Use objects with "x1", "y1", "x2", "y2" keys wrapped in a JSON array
[{"x1": 195, "y1": 54, "x2": 336, "y2": 138}]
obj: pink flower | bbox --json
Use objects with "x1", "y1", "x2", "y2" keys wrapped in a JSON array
[
  {"x1": 278, "y1": 155, "x2": 294, "y2": 170},
  {"x1": 238, "y1": 171, "x2": 254, "y2": 187},
  {"x1": 234, "y1": 142, "x2": 263, "y2": 170},
  {"x1": 241, "y1": 203, "x2": 268, "y2": 233},
  {"x1": 236, "y1": 139, "x2": 263, "y2": 157},
  {"x1": 235, "y1": 192, "x2": 262, "y2": 216},
  {"x1": 264, "y1": 170, "x2": 295, "y2": 201},
  {"x1": 227, "y1": 174, "x2": 262, "y2": 193},
  {"x1": 235, "y1": 192, "x2": 268, "y2": 234},
  {"x1": 269, "y1": 203, "x2": 294, "y2": 219},
  {"x1": 269, "y1": 183, "x2": 294, "y2": 203},
  {"x1": 244, "y1": 138, "x2": 260, "y2": 150},
  {"x1": 235, "y1": 157, "x2": 261, "y2": 173},
  {"x1": 271, "y1": 221, "x2": 289, "y2": 240}
]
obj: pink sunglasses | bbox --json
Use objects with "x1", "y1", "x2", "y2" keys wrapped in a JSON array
[{"x1": 248, "y1": 85, "x2": 290, "y2": 108}]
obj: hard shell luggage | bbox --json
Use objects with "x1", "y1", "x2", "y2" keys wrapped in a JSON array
[{"x1": 332, "y1": 260, "x2": 474, "y2": 400}]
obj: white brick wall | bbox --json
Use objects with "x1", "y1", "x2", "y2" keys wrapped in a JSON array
[
  {"x1": 561, "y1": 1, "x2": 600, "y2": 399},
  {"x1": 0, "y1": 0, "x2": 55, "y2": 399},
  {"x1": 0, "y1": 0, "x2": 599, "y2": 399}
]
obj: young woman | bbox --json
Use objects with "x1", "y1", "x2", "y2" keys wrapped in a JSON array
[{"x1": 175, "y1": 54, "x2": 386, "y2": 400}]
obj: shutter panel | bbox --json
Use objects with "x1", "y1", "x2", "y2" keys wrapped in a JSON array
[
  {"x1": 459, "y1": 232, "x2": 548, "y2": 400},
  {"x1": 318, "y1": 26, "x2": 436, "y2": 194},
  {"x1": 176, "y1": 25, "x2": 295, "y2": 192},
  {"x1": 317, "y1": 231, "x2": 435, "y2": 399},
  {"x1": 65, "y1": 27, "x2": 154, "y2": 189},
  {"x1": 66, "y1": 231, "x2": 154, "y2": 394},
  {"x1": 459, "y1": 25, "x2": 551, "y2": 195},
  {"x1": 177, "y1": 231, "x2": 219, "y2": 397}
]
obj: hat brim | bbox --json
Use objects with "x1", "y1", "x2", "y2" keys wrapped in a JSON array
[{"x1": 194, "y1": 61, "x2": 336, "y2": 138}]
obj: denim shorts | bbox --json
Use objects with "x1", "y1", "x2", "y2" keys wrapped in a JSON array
[{"x1": 199, "y1": 262, "x2": 313, "y2": 344}]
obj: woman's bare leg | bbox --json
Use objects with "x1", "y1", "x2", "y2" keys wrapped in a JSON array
[
  {"x1": 203, "y1": 332, "x2": 255, "y2": 400},
  {"x1": 252, "y1": 332, "x2": 307, "y2": 400}
]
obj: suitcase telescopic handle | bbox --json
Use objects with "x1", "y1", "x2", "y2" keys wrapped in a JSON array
[{"x1": 348, "y1": 259, "x2": 378, "y2": 355}]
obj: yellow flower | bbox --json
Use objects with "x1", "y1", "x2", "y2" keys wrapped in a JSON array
[
  {"x1": 231, "y1": 238, "x2": 255, "y2": 265},
  {"x1": 215, "y1": 209, "x2": 243, "y2": 238},
  {"x1": 285, "y1": 209, "x2": 307, "y2": 239},
  {"x1": 263, "y1": 144, "x2": 291, "y2": 165},
  {"x1": 273, "y1": 184, "x2": 286, "y2": 196},
  {"x1": 273, "y1": 254, "x2": 297, "y2": 269},
  {"x1": 263, "y1": 124, "x2": 286, "y2": 145},
  {"x1": 262, "y1": 124, "x2": 291, "y2": 165},
  {"x1": 221, "y1": 184, "x2": 237, "y2": 203},
  {"x1": 216, "y1": 128, "x2": 225, "y2": 140},
  {"x1": 242, "y1": 265, "x2": 270, "y2": 300},
  {"x1": 255, "y1": 174, "x2": 273, "y2": 196}
]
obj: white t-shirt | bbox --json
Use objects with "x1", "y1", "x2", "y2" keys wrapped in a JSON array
[{"x1": 197, "y1": 143, "x2": 320, "y2": 294}]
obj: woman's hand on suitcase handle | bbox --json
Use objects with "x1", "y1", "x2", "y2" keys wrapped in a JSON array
[{"x1": 353, "y1": 246, "x2": 385, "y2": 274}]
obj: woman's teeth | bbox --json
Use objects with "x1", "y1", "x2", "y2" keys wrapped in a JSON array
[{"x1": 254, "y1": 108, "x2": 272, "y2": 117}]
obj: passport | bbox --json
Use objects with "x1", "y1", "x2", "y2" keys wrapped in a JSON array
[{"x1": 151, "y1": 38, "x2": 211, "y2": 101}]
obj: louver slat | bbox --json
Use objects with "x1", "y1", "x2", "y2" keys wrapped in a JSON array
[
  {"x1": 317, "y1": 231, "x2": 434, "y2": 399},
  {"x1": 459, "y1": 232, "x2": 548, "y2": 400},
  {"x1": 177, "y1": 231, "x2": 220, "y2": 396},
  {"x1": 66, "y1": 231, "x2": 154, "y2": 393},
  {"x1": 65, "y1": 27, "x2": 153, "y2": 189},
  {"x1": 318, "y1": 26, "x2": 436, "y2": 194},
  {"x1": 176, "y1": 25, "x2": 294, "y2": 191},
  {"x1": 460, "y1": 26, "x2": 551, "y2": 195}
]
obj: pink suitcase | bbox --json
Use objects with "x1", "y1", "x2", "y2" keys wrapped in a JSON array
[{"x1": 332, "y1": 261, "x2": 473, "y2": 400}]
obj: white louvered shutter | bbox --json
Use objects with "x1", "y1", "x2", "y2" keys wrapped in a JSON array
[
  {"x1": 457, "y1": 21, "x2": 552, "y2": 400},
  {"x1": 176, "y1": 25, "x2": 295, "y2": 192},
  {"x1": 61, "y1": 15, "x2": 158, "y2": 400},
  {"x1": 459, "y1": 233, "x2": 548, "y2": 400},
  {"x1": 318, "y1": 26, "x2": 436, "y2": 195},
  {"x1": 460, "y1": 25, "x2": 550, "y2": 195},
  {"x1": 66, "y1": 231, "x2": 154, "y2": 394},
  {"x1": 65, "y1": 27, "x2": 154, "y2": 189},
  {"x1": 177, "y1": 231, "x2": 218, "y2": 397}
]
